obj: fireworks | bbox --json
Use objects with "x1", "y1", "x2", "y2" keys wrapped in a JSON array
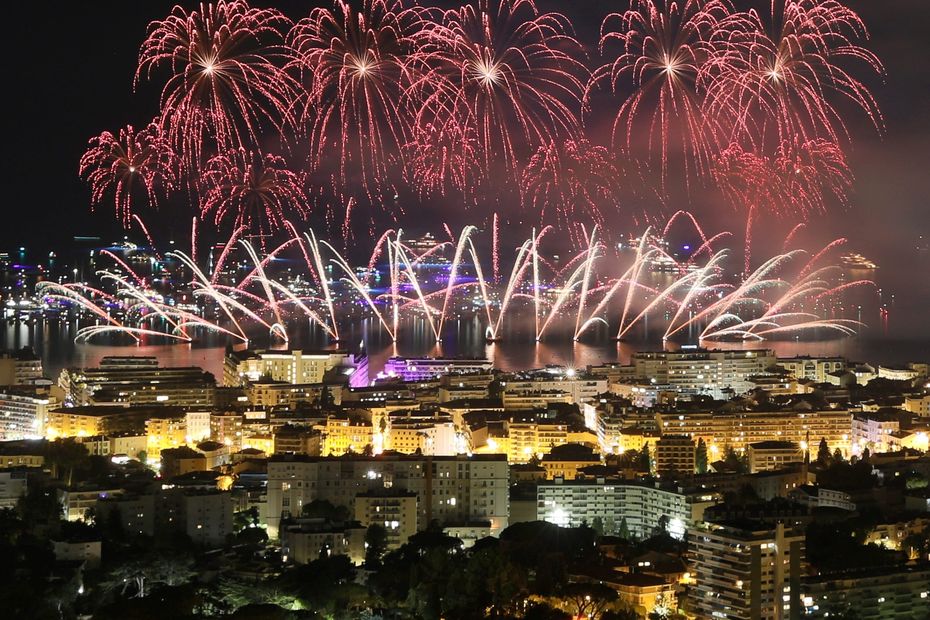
[
  {"x1": 79, "y1": 124, "x2": 176, "y2": 227},
  {"x1": 591, "y1": 0, "x2": 731, "y2": 182},
  {"x1": 702, "y1": 0, "x2": 883, "y2": 146},
  {"x1": 289, "y1": 0, "x2": 432, "y2": 202},
  {"x1": 422, "y1": 0, "x2": 587, "y2": 178},
  {"x1": 137, "y1": 0, "x2": 297, "y2": 172},
  {"x1": 78, "y1": 0, "x2": 882, "y2": 251},
  {"x1": 42, "y1": 215, "x2": 873, "y2": 348},
  {"x1": 200, "y1": 148, "x2": 310, "y2": 243},
  {"x1": 521, "y1": 139, "x2": 620, "y2": 237}
]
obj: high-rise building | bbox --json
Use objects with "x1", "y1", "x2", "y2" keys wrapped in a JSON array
[
  {"x1": 632, "y1": 349, "x2": 777, "y2": 399},
  {"x1": 266, "y1": 453, "x2": 509, "y2": 539},
  {"x1": 0, "y1": 386, "x2": 59, "y2": 439},
  {"x1": 536, "y1": 477, "x2": 718, "y2": 540},
  {"x1": 655, "y1": 434, "x2": 696, "y2": 476},
  {"x1": 688, "y1": 521, "x2": 804, "y2": 620}
]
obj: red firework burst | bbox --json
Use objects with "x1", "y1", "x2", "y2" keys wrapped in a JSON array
[
  {"x1": 79, "y1": 123, "x2": 177, "y2": 227},
  {"x1": 521, "y1": 139, "x2": 620, "y2": 232},
  {"x1": 404, "y1": 120, "x2": 481, "y2": 202},
  {"x1": 421, "y1": 0, "x2": 587, "y2": 177},
  {"x1": 200, "y1": 148, "x2": 310, "y2": 242},
  {"x1": 289, "y1": 0, "x2": 433, "y2": 201},
  {"x1": 774, "y1": 137, "x2": 852, "y2": 217},
  {"x1": 703, "y1": 0, "x2": 883, "y2": 147},
  {"x1": 137, "y1": 0, "x2": 297, "y2": 171},
  {"x1": 591, "y1": 0, "x2": 732, "y2": 183}
]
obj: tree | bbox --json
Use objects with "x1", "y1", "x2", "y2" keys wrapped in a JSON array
[
  {"x1": 302, "y1": 499, "x2": 350, "y2": 523},
  {"x1": 591, "y1": 516, "x2": 605, "y2": 537},
  {"x1": 558, "y1": 582, "x2": 618, "y2": 619},
  {"x1": 638, "y1": 444, "x2": 651, "y2": 473},
  {"x1": 618, "y1": 517, "x2": 631, "y2": 541},
  {"x1": 817, "y1": 437, "x2": 831, "y2": 466},
  {"x1": 833, "y1": 448, "x2": 845, "y2": 464},
  {"x1": 319, "y1": 385, "x2": 335, "y2": 408},
  {"x1": 45, "y1": 438, "x2": 89, "y2": 486},
  {"x1": 365, "y1": 523, "x2": 388, "y2": 569},
  {"x1": 695, "y1": 438, "x2": 708, "y2": 474}
]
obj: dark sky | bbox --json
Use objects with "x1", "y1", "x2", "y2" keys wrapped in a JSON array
[{"x1": 2, "y1": 1, "x2": 928, "y2": 325}]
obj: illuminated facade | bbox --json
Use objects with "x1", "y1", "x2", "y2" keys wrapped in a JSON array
[
  {"x1": 688, "y1": 521, "x2": 804, "y2": 620},
  {"x1": 266, "y1": 453, "x2": 509, "y2": 539},
  {"x1": 537, "y1": 478, "x2": 717, "y2": 540}
]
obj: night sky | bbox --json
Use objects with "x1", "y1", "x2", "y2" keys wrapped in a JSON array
[{"x1": 2, "y1": 1, "x2": 928, "y2": 334}]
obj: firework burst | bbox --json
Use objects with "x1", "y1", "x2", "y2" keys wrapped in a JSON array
[
  {"x1": 591, "y1": 0, "x2": 732, "y2": 183},
  {"x1": 421, "y1": 0, "x2": 587, "y2": 178},
  {"x1": 703, "y1": 0, "x2": 883, "y2": 147},
  {"x1": 289, "y1": 0, "x2": 433, "y2": 202},
  {"x1": 80, "y1": 124, "x2": 177, "y2": 227},
  {"x1": 137, "y1": 0, "x2": 297, "y2": 171},
  {"x1": 521, "y1": 139, "x2": 620, "y2": 237},
  {"x1": 200, "y1": 148, "x2": 310, "y2": 243}
]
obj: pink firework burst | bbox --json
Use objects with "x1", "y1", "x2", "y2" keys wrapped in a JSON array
[
  {"x1": 703, "y1": 0, "x2": 883, "y2": 147},
  {"x1": 774, "y1": 137, "x2": 852, "y2": 217},
  {"x1": 403, "y1": 120, "x2": 481, "y2": 202},
  {"x1": 79, "y1": 123, "x2": 177, "y2": 227},
  {"x1": 137, "y1": 0, "x2": 297, "y2": 172},
  {"x1": 591, "y1": 0, "x2": 732, "y2": 184},
  {"x1": 289, "y1": 0, "x2": 433, "y2": 202},
  {"x1": 200, "y1": 148, "x2": 310, "y2": 243},
  {"x1": 421, "y1": 0, "x2": 587, "y2": 178},
  {"x1": 521, "y1": 139, "x2": 620, "y2": 233}
]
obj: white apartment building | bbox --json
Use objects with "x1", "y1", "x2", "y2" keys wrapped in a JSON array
[
  {"x1": 688, "y1": 521, "x2": 805, "y2": 620},
  {"x1": 266, "y1": 454, "x2": 509, "y2": 539},
  {"x1": 537, "y1": 478, "x2": 718, "y2": 540},
  {"x1": 632, "y1": 349, "x2": 777, "y2": 400}
]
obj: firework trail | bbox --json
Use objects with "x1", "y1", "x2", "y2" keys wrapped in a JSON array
[
  {"x1": 80, "y1": 124, "x2": 176, "y2": 227},
  {"x1": 137, "y1": 0, "x2": 297, "y2": 172}
]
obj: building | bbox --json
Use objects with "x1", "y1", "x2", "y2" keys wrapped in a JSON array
[
  {"x1": 379, "y1": 357, "x2": 493, "y2": 382},
  {"x1": 852, "y1": 410, "x2": 903, "y2": 454},
  {"x1": 656, "y1": 406, "x2": 851, "y2": 455},
  {"x1": 0, "y1": 440, "x2": 45, "y2": 469},
  {"x1": 903, "y1": 393, "x2": 930, "y2": 417},
  {"x1": 145, "y1": 414, "x2": 189, "y2": 457},
  {"x1": 0, "y1": 348, "x2": 44, "y2": 385},
  {"x1": 0, "y1": 470, "x2": 28, "y2": 509},
  {"x1": 539, "y1": 443, "x2": 600, "y2": 480},
  {"x1": 280, "y1": 520, "x2": 366, "y2": 564},
  {"x1": 800, "y1": 564, "x2": 930, "y2": 619},
  {"x1": 246, "y1": 381, "x2": 325, "y2": 408},
  {"x1": 322, "y1": 413, "x2": 373, "y2": 456},
  {"x1": 0, "y1": 386, "x2": 58, "y2": 440},
  {"x1": 224, "y1": 348, "x2": 366, "y2": 387},
  {"x1": 776, "y1": 356, "x2": 847, "y2": 384},
  {"x1": 788, "y1": 485, "x2": 856, "y2": 511},
  {"x1": 266, "y1": 453, "x2": 509, "y2": 539},
  {"x1": 46, "y1": 405, "x2": 187, "y2": 439},
  {"x1": 354, "y1": 489, "x2": 418, "y2": 550},
  {"x1": 655, "y1": 434, "x2": 696, "y2": 476},
  {"x1": 537, "y1": 477, "x2": 718, "y2": 540},
  {"x1": 687, "y1": 521, "x2": 804, "y2": 620},
  {"x1": 747, "y1": 441, "x2": 805, "y2": 473},
  {"x1": 160, "y1": 446, "x2": 209, "y2": 478},
  {"x1": 274, "y1": 425, "x2": 322, "y2": 456},
  {"x1": 58, "y1": 359, "x2": 215, "y2": 408},
  {"x1": 632, "y1": 349, "x2": 777, "y2": 399}
]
